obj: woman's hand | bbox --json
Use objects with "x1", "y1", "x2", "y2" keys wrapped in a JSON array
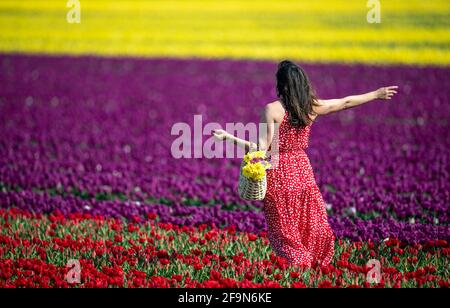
[
  {"x1": 375, "y1": 86, "x2": 398, "y2": 100},
  {"x1": 212, "y1": 129, "x2": 230, "y2": 141},
  {"x1": 213, "y1": 128, "x2": 257, "y2": 153}
]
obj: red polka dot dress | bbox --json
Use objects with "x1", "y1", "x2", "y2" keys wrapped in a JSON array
[{"x1": 263, "y1": 110, "x2": 335, "y2": 267}]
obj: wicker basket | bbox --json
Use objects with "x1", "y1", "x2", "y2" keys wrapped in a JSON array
[{"x1": 238, "y1": 158, "x2": 268, "y2": 201}]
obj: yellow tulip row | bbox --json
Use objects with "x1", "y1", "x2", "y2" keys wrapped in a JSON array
[{"x1": 0, "y1": 0, "x2": 448, "y2": 65}]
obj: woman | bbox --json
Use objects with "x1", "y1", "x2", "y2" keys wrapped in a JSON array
[{"x1": 213, "y1": 60, "x2": 398, "y2": 266}]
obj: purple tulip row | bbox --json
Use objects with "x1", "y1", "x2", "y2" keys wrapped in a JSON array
[
  {"x1": 0, "y1": 54, "x2": 449, "y2": 240},
  {"x1": 1, "y1": 189, "x2": 448, "y2": 243}
]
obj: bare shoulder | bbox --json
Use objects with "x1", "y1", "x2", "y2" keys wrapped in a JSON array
[
  {"x1": 263, "y1": 100, "x2": 318, "y2": 123},
  {"x1": 260, "y1": 100, "x2": 284, "y2": 122},
  {"x1": 268, "y1": 100, "x2": 286, "y2": 113},
  {"x1": 264, "y1": 100, "x2": 279, "y2": 110}
]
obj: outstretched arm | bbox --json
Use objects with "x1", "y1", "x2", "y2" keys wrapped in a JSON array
[
  {"x1": 213, "y1": 130, "x2": 256, "y2": 153},
  {"x1": 212, "y1": 105, "x2": 274, "y2": 153},
  {"x1": 313, "y1": 86, "x2": 398, "y2": 115}
]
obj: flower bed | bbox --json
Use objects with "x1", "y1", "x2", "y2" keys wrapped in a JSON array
[{"x1": 0, "y1": 208, "x2": 448, "y2": 288}]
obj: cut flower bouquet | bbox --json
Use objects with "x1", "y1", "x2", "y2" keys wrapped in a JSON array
[{"x1": 238, "y1": 149, "x2": 272, "y2": 200}]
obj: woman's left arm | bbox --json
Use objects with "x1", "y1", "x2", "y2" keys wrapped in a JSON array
[
  {"x1": 255, "y1": 104, "x2": 275, "y2": 152},
  {"x1": 213, "y1": 105, "x2": 274, "y2": 153}
]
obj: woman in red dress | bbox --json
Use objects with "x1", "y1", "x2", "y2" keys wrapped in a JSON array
[{"x1": 213, "y1": 60, "x2": 398, "y2": 266}]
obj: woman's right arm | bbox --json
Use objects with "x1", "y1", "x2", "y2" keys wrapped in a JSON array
[{"x1": 313, "y1": 86, "x2": 398, "y2": 116}]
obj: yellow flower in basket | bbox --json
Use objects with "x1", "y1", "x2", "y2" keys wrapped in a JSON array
[
  {"x1": 241, "y1": 150, "x2": 272, "y2": 181},
  {"x1": 243, "y1": 150, "x2": 266, "y2": 163}
]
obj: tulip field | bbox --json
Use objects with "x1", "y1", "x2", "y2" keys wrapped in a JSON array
[{"x1": 0, "y1": 1, "x2": 449, "y2": 288}]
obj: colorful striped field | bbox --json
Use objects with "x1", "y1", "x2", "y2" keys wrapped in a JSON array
[{"x1": 0, "y1": 0, "x2": 449, "y2": 65}]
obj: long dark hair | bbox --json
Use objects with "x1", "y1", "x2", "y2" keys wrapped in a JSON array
[{"x1": 276, "y1": 60, "x2": 319, "y2": 128}]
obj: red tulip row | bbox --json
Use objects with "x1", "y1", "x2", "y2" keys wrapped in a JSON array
[{"x1": 0, "y1": 208, "x2": 448, "y2": 288}]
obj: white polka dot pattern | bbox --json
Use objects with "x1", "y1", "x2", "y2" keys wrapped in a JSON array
[{"x1": 263, "y1": 110, "x2": 335, "y2": 267}]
